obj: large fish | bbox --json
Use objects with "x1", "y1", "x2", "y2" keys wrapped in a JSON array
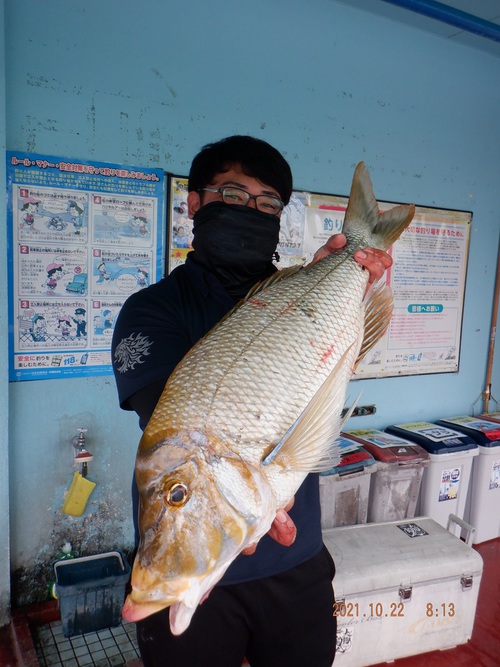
[{"x1": 122, "y1": 162, "x2": 415, "y2": 634}]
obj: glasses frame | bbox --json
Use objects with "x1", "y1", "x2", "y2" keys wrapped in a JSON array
[{"x1": 199, "y1": 186, "x2": 284, "y2": 214}]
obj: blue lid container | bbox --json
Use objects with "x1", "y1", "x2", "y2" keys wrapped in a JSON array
[
  {"x1": 436, "y1": 416, "x2": 500, "y2": 448},
  {"x1": 320, "y1": 435, "x2": 376, "y2": 476},
  {"x1": 385, "y1": 421, "x2": 478, "y2": 455}
]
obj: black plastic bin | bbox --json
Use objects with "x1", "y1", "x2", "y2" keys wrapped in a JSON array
[{"x1": 54, "y1": 550, "x2": 131, "y2": 637}]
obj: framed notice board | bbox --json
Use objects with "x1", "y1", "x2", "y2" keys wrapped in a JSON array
[{"x1": 166, "y1": 174, "x2": 471, "y2": 380}]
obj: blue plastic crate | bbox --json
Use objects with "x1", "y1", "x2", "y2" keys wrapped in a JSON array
[{"x1": 54, "y1": 550, "x2": 130, "y2": 637}]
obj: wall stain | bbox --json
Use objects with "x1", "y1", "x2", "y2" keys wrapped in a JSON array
[
  {"x1": 151, "y1": 68, "x2": 177, "y2": 98},
  {"x1": 12, "y1": 495, "x2": 133, "y2": 607}
]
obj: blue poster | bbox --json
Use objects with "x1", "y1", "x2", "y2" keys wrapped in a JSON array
[{"x1": 7, "y1": 151, "x2": 165, "y2": 381}]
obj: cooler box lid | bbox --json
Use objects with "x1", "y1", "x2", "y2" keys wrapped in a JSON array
[
  {"x1": 385, "y1": 422, "x2": 478, "y2": 455},
  {"x1": 343, "y1": 429, "x2": 430, "y2": 465},
  {"x1": 436, "y1": 416, "x2": 500, "y2": 448},
  {"x1": 319, "y1": 435, "x2": 377, "y2": 477},
  {"x1": 323, "y1": 517, "x2": 483, "y2": 598}
]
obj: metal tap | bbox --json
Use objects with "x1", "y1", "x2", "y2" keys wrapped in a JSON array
[{"x1": 72, "y1": 428, "x2": 93, "y2": 478}]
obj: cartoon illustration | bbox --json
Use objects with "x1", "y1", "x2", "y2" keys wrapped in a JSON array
[
  {"x1": 136, "y1": 267, "x2": 149, "y2": 288},
  {"x1": 131, "y1": 211, "x2": 149, "y2": 237},
  {"x1": 29, "y1": 314, "x2": 47, "y2": 342},
  {"x1": 46, "y1": 215, "x2": 68, "y2": 232},
  {"x1": 20, "y1": 197, "x2": 41, "y2": 231},
  {"x1": 57, "y1": 316, "x2": 72, "y2": 339},
  {"x1": 102, "y1": 309, "x2": 115, "y2": 330},
  {"x1": 66, "y1": 273, "x2": 88, "y2": 295},
  {"x1": 93, "y1": 315, "x2": 104, "y2": 335},
  {"x1": 71, "y1": 308, "x2": 87, "y2": 338},
  {"x1": 45, "y1": 263, "x2": 64, "y2": 295},
  {"x1": 96, "y1": 261, "x2": 111, "y2": 283},
  {"x1": 68, "y1": 200, "x2": 85, "y2": 235}
]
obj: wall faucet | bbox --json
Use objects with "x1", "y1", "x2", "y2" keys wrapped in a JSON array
[{"x1": 72, "y1": 428, "x2": 93, "y2": 478}]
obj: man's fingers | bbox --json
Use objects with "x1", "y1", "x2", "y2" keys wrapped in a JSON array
[
  {"x1": 310, "y1": 234, "x2": 347, "y2": 265},
  {"x1": 267, "y1": 508, "x2": 296, "y2": 547},
  {"x1": 242, "y1": 501, "x2": 297, "y2": 555},
  {"x1": 354, "y1": 247, "x2": 392, "y2": 284}
]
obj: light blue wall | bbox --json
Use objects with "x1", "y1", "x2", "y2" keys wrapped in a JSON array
[
  {"x1": 0, "y1": 0, "x2": 11, "y2": 626},
  {"x1": 2, "y1": 0, "x2": 499, "y2": 607}
]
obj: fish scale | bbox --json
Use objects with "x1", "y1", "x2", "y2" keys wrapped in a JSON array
[
  {"x1": 154, "y1": 252, "x2": 367, "y2": 465},
  {"x1": 124, "y1": 161, "x2": 415, "y2": 635}
]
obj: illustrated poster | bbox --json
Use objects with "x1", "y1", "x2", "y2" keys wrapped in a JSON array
[
  {"x1": 167, "y1": 175, "x2": 470, "y2": 379},
  {"x1": 7, "y1": 152, "x2": 165, "y2": 381}
]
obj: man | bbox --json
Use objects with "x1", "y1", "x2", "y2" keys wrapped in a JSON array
[{"x1": 112, "y1": 135, "x2": 392, "y2": 666}]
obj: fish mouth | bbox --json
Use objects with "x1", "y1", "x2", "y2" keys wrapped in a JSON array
[
  {"x1": 122, "y1": 594, "x2": 169, "y2": 623},
  {"x1": 122, "y1": 569, "x2": 219, "y2": 632},
  {"x1": 122, "y1": 595, "x2": 200, "y2": 636}
]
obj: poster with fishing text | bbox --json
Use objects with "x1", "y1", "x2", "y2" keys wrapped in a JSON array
[
  {"x1": 167, "y1": 174, "x2": 470, "y2": 379},
  {"x1": 7, "y1": 151, "x2": 165, "y2": 381}
]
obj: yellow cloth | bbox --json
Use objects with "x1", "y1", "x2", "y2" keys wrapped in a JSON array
[{"x1": 62, "y1": 471, "x2": 96, "y2": 516}]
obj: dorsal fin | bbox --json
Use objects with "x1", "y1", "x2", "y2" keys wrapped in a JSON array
[{"x1": 242, "y1": 265, "x2": 303, "y2": 302}]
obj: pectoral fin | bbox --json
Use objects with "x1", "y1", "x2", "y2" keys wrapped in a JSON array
[{"x1": 263, "y1": 345, "x2": 357, "y2": 473}]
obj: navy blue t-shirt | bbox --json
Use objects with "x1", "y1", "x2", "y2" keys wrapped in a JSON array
[{"x1": 112, "y1": 253, "x2": 323, "y2": 585}]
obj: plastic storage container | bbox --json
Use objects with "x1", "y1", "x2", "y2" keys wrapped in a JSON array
[
  {"x1": 54, "y1": 551, "x2": 131, "y2": 637},
  {"x1": 319, "y1": 435, "x2": 377, "y2": 529},
  {"x1": 385, "y1": 422, "x2": 478, "y2": 532},
  {"x1": 323, "y1": 516, "x2": 483, "y2": 666},
  {"x1": 436, "y1": 416, "x2": 500, "y2": 543},
  {"x1": 343, "y1": 429, "x2": 429, "y2": 522}
]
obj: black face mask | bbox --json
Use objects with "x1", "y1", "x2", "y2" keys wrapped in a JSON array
[{"x1": 191, "y1": 201, "x2": 280, "y2": 299}]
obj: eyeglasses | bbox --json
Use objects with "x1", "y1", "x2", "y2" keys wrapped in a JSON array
[{"x1": 199, "y1": 187, "x2": 284, "y2": 215}]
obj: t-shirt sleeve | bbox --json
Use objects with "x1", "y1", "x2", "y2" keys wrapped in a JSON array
[{"x1": 111, "y1": 284, "x2": 191, "y2": 412}]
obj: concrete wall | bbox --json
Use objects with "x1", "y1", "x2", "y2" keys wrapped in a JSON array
[
  {"x1": 1, "y1": 0, "x2": 11, "y2": 626},
  {"x1": 2, "y1": 0, "x2": 499, "y2": 609}
]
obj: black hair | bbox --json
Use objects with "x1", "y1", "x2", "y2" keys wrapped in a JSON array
[{"x1": 188, "y1": 135, "x2": 293, "y2": 205}]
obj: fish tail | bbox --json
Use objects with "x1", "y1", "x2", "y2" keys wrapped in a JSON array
[{"x1": 344, "y1": 162, "x2": 415, "y2": 251}]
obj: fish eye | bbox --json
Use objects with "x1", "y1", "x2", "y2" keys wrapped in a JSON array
[{"x1": 164, "y1": 480, "x2": 189, "y2": 507}]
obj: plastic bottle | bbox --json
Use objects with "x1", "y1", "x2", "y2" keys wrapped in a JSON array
[{"x1": 48, "y1": 542, "x2": 77, "y2": 599}]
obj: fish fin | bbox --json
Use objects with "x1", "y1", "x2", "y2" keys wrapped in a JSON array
[
  {"x1": 356, "y1": 282, "x2": 394, "y2": 365},
  {"x1": 242, "y1": 265, "x2": 303, "y2": 301},
  {"x1": 264, "y1": 345, "x2": 356, "y2": 473},
  {"x1": 341, "y1": 392, "x2": 362, "y2": 426},
  {"x1": 344, "y1": 162, "x2": 415, "y2": 251}
]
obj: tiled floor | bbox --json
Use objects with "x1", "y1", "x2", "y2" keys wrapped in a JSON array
[{"x1": 32, "y1": 620, "x2": 140, "y2": 667}]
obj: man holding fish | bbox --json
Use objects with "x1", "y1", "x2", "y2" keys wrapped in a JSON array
[{"x1": 112, "y1": 135, "x2": 404, "y2": 666}]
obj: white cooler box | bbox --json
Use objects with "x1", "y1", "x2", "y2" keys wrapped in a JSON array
[{"x1": 323, "y1": 515, "x2": 483, "y2": 666}]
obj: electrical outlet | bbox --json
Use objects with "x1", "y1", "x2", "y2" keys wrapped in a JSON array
[{"x1": 342, "y1": 404, "x2": 377, "y2": 417}]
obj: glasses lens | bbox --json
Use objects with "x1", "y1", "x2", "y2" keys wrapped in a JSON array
[
  {"x1": 256, "y1": 196, "x2": 283, "y2": 215},
  {"x1": 221, "y1": 187, "x2": 283, "y2": 214},
  {"x1": 221, "y1": 187, "x2": 249, "y2": 205}
]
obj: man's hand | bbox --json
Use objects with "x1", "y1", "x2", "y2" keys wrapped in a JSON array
[
  {"x1": 311, "y1": 233, "x2": 393, "y2": 286},
  {"x1": 242, "y1": 499, "x2": 296, "y2": 556}
]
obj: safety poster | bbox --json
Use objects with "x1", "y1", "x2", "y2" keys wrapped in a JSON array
[
  {"x1": 168, "y1": 175, "x2": 471, "y2": 380},
  {"x1": 7, "y1": 151, "x2": 165, "y2": 381}
]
